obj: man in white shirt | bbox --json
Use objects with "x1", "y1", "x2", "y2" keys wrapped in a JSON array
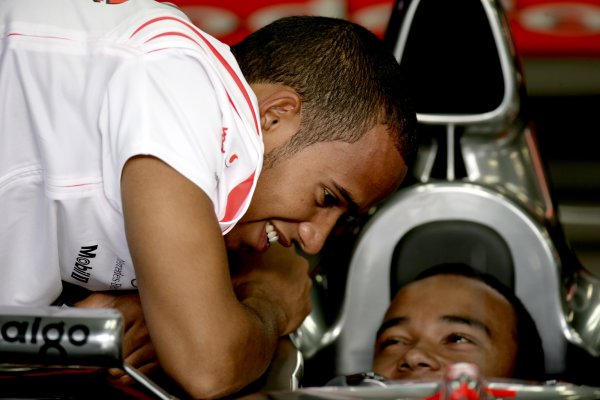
[{"x1": 0, "y1": 1, "x2": 417, "y2": 397}]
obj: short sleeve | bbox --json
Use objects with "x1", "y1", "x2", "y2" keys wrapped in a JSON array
[{"x1": 101, "y1": 49, "x2": 225, "y2": 212}]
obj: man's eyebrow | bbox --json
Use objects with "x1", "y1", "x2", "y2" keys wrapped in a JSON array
[
  {"x1": 333, "y1": 182, "x2": 360, "y2": 217},
  {"x1": 441, "y1": 315, "x2": 491, "y2": 337},
  {"x1": 376, "y1": 316, "x2": 408, "y2": 338}
]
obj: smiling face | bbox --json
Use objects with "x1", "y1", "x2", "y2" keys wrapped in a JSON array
[
  {"x1": 373, "y1": 274, "x2": 518, "y2": 381},
  {"x1": 223, "y1": 83, "x2": 407, "y2": 255},
  {"x1": 224, "y1": 123, "x2": 406, "y2": 254}
]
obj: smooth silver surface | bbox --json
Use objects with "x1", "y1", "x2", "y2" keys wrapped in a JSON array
[
  {"x1": 262, "y1": 337, "x2": 305, "y2": 392},
  {"x1": 0, "y1": 305, "x2": 122, "y2": 368},
  {"x1": 563, "y1": 268, "x2": 600, "y2": 357},
  {"x1": 265, "y1": 381, "x2": 600, "y2": 400},
  {"x1": 459, "y1": 124, "x2": 554, "y2": 221},
  {"x1": 393, "y1": 0, "x2": 519, "y2": 127},
  {"x1": 291, "y1": 279, "x2": 342, "y2": 360},
  {"x1": 299, "y1": 0, "x2": 600, "y2": 373},
  {"x1": 335, "y1": 184, "x2": 566, "y2": 376},
  {"x1": 293, "y1": 0, "x2": 600, "y2": 383}
]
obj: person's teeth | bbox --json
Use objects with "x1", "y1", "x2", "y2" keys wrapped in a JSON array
[
  {"x1": 267, "y1": 231, "x2": 279, "y2": 242},
  {"x1": 266, "y1": 222, "x2": 279, "y2": 244}
]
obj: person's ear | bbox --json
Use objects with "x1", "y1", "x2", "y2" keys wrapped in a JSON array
[{"x1": 258, "y1": 87, "x2": 301, "y2": 134}]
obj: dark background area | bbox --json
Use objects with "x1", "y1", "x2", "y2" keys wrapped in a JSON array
[{"x1": 524, "y1": 59, "x2": 600, "y2": 276}]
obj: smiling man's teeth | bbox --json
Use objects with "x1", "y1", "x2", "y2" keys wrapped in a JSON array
[{"x1": 266, "y1": 222, "x2": 279, "y2": 244}]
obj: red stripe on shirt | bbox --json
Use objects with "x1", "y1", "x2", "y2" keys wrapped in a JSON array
[
  {"x1": 130, "y1": 16, "x2": 259, "y2": 136},
  {"x1": 144, "y1": 31, "x2": 200, "y2": 45},
  {"x1": 220, "y1": 172, "x2": 256, "y2": 222},
  {"x1": 6, "y1": 33, "x2": 71, "y2": 40},
  {"x1": 226, "y1": 92, "x2": 241, "y2": 119},
  {"x1": 145, "y1": 32, "x2": 243, "y2": 121}
]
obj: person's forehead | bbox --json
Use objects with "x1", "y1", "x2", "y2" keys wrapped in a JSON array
[{"x1": 387, "y1": 275, "x2": 516, "y2": 326}]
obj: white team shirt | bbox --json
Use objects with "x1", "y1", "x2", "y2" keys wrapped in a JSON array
[{"x1": 0, "y1": 0, "x2": 263, "y2": 305}]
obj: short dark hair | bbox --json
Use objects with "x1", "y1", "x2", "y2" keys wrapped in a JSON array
[
  {"x1": 231, "y1": 16, "x2": 417, "y2": 168},
  {"x1": 413, "y1": 263, "x2": 546, "y2": 382}
]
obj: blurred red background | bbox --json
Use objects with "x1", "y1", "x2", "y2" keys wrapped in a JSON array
[{"x1": 167, "y1": 0, "x2": 600, "y2": 58}]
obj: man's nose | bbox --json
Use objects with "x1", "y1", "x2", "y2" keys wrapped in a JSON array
[
  {"x1": 297, "y1": 212, "x2": 340, "y2": 254},
  {"x1": 399, "y1": 346, "x2": 442, "y2": 373}
]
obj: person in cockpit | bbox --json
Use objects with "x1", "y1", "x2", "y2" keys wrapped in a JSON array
[{"x1": 372, "y1": 263, "x2": 546, "y2": 382}]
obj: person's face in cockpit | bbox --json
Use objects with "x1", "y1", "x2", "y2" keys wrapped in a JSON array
[{"x1": 372, "y1": 274, "x2": 518, "y2": 381}]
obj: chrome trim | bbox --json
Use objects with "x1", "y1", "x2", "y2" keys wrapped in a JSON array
[
  {"x1": 0, "y1": 305, "x2": 122, "y2": 369},
  {"x1": 267, "y1": 380, "x2": 600, "y2": 399},
  {"x1": 393, "y1": 0, "x2": 519, "y2": 126},
  {"x1": 335, "y1": 183, "x2": 567, "y2": 375},
  {"x1": 124, "y1": 363, "x2": 180, "y2": 400},
  {"x1": 293, "y1": 0, "x2": 600, "y2": 382},
  {"x1": 563, "y1": 268, "x2": 600, "y2": 357},
  {"x1": 261, "y1": 337, "x2": 305, "y2": 391}
]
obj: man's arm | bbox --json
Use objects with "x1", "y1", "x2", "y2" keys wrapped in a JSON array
[
  {"x1": 120, "y1": 155, "x2": 305, "y2": 399},
  {"x1": 229, "y1": 243, "x2": 313, "y2": 337},
  {"x1": 74, "y1": 292, "x2": 158, "y2": 384}
]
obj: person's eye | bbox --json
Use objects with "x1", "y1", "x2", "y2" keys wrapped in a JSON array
[
  {"x1": 379, "y1": 338, "x2": 400, "y2": 350},
  {"x1": 321, "y1": 188, "x2": 340, "y2": 207},
  {"x1": 445, "y1": 333, "x2": 474, "y2": 345},
  {"x1": 379, "y1": 336, "x2": 409, "y2": 351}
]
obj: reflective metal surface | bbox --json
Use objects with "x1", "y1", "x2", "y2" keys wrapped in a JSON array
[
  {"x1": 460, "y1": 124, "x2": 554, "y2": 221},
  {"x1": 258, "y1": 366, "x2": 600, "y2": 400},
  {"x1": 263, "y1": 381, "x2": 600, "y2": 400},
  {"x1": 293, "y1": 0, "x2": 600, "y2": 379},
  {"x1": 392, "y1": 0, "x2": 520, "y2": 127},
  {"x1": 397, "y1": 0, "x2": 556, "y2": 222},
  {"x1": 0, "y1": 306, "x2": 184, "y2": 400},
  {"x1": 335, "y1": 183, "x2": 567, "y2": 375},
  {"x1": 291, "y1": 280, "x2": 342, "y2": 360},
  {"x1": 563, "y1": 267, "x2": 600, "y2": 357},
  {"x1": 0, "y1": 305, "x2": 122, "y2": 369},
  {"x1": 261, "y1": 337, "x2": 305, "y2": 392}
]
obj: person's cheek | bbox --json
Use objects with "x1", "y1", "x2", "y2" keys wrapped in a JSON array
[{"x1": 372, "y1": 354, "x2": 394, "y2": 378}]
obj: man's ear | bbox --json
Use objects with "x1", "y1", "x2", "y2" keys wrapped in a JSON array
[
  {"x1": 255, "y1": 84, "x2": 301, "y2": 134},
  {"x1": 253, "y1": 83, "x2": 302, "y2": 152}
]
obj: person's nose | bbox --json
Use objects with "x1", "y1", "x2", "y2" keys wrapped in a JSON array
[
  {"x1": 398, "y1": 346, "x2": 442, "y2": 374},
  {"x1": 297, "y1": 211, "x2": 341, "y2": 254}
]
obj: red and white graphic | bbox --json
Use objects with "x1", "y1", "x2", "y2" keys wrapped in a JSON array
[
  {"x1": 167, "y1": 0, "x2": 600, "y2": 56},
  {"x1": 505, "y1": 0, "x2": 600, "y2": 56}
]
